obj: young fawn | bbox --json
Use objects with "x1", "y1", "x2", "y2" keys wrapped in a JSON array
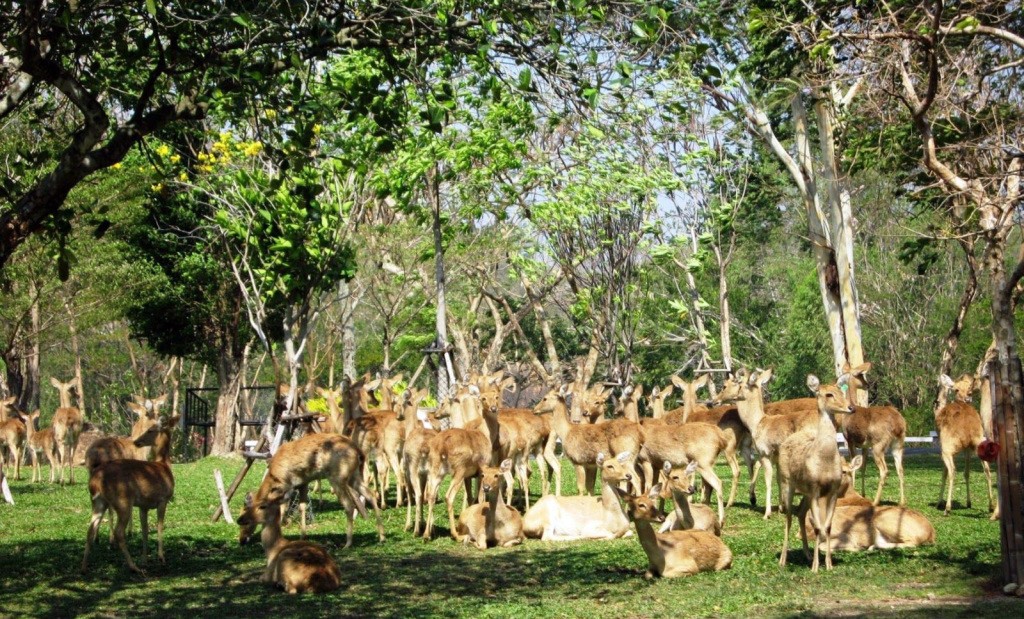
[
  {"x1": 0, "y1": 396, "x2": 26, "y2": 481},
  {"x1": 238, "y1": 493, "x2": 342, "y2": 594},
  {"x1": 20, "y1": 411, "x2": 58, "y2": 483},
  {"x1": 81, "y1": 415, "x2": 179, "y2": 575},
  {"x1": 51, "y1": 377, "x2": 84, "y2": 485},
  {"x1": 659, "y1": 461, "x2": 721, "y2": 536},
  {"x1": 455, "y1": 459, "x2": 524, "y2": 550},
  {"x1": 623, "y1": 484, "x2": 733, "y2": 578}
]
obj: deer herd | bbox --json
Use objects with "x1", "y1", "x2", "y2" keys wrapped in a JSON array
[{"x1": 0, "y1": 360, "x2": 1001, "y2": 592}]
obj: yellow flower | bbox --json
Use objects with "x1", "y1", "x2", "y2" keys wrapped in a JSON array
[
  {"x1": 170, "y1": 154, "x2": 181, "y2": 164},
  {"x1": 178, "y1": 172, "x2": 188, "y2": 182},
  {"x1": 111, "y1": 162, "x2": 123, "y2": 170},
  {"x1": 155, "y1": 144, "x2": 171, "y2": 158},
  {"x1": 151, "y1": 183, "x2": 164, "y2": 193},
  {"x1": 312, "y1": 124, "x2": 322, "y2": 135},
  {"x1": 242, "y1": 141, "x2": 263, "y2": 157},
  {"x1": 197, "y1": 152, "x2": 210, "y2": 162},
  {"x1": 219, "y1": 131, "x2": 231, "y2": 142},
  {"x1": 212, "y1": 140, "x2": 229, "y2": 153},
  {"x1": 265, "y1": 109, "x2": 277, "y2": 120}
]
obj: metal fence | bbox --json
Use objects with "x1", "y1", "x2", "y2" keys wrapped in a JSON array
[{"x1": 180, "y1": 385, "x2": 278, "y2": 461}]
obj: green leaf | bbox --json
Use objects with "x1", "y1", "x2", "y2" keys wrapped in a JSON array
[{"x1": 145, "y1": 0, "x2": 157, "y2": 17}]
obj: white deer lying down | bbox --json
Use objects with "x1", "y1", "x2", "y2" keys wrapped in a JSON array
[
  {"x1": 522, "y1": 452, "x2": 634, "y2": 541},
  {"x1": 624, "y1": 483, "x2": 733, "y2": 579}
]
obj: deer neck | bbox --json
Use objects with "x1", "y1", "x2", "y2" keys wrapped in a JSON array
[
  {"x1": 815, "y1": 399, "x2": 839, "y2": 443},
  {"x1": 651, "y1": 399, "x2": 665, "y2": 419},
  {"x1": 548, "y1": 399, "x2": 571, "y2": 440},
  {"x1": 261, "y1": 513, "x2": 288, "y2": 561},
  {"x1": 632, "y1": 516, "x2": 661, "y2": 559},
  {"x1": 484, "y1": 486, "x2": 504, "y2": 538},
  {"x1": 669, "y1": 487, "x2": 695, "y2": 529},
  {"x1": 734, "y1": 387, "x2": 764, "y2": 431},
  {"x1": 477, "y1": 411, "x2": 500, "y2": 448},
  {"x1": 622, "y1": 400, "x2": 640, "y2": 423},
  {"x1": 683, "y1": 390, "x2": 699, "y2": 419},
  {"x1": 599, "y1": 476, "x2": 625, "y2": 513}
]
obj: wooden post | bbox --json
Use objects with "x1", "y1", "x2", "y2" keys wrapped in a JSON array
[
  {"x1": 992, "y1": 357, "x2": 1024, "y2": 586},
  {"x1": 214, "y1": 469, "x2": 234, "y2": 524}
]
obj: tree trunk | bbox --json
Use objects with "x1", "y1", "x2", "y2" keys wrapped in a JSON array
[
  {"x1": 813, "y1": 97, "x2": 866, "y2": 403},
  {"x1": 717, "y1": 251, "x2": 733, "y2": 373},
  {"x1": 64, "y1": 296, "x2": 86, "y2": 417},
  {"x1": 209, "y1": 345, "x2": 245, "y2": 456},
  {"x1": 989, "y1": 258, "x2": 1024, "y2": 585},
  {"x1": 934, "y1": 241, "x2": 979, "y2": 413},
  {"x1": 338, "y1": 278, "x2": 357, "y2": 381},
  {"x1": 792, "y1": 95, "x2": 850, "y2": 377},
  {"x1": 25, "y1": 280, "x2": 41, "y2": 411},
  {"x1": 429, "y1": 168, "x2": 455, "y2": 398}
]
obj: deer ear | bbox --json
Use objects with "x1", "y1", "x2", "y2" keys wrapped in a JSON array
[
  {"x1": 615, "y1": 451, "x2": 632, "y2": 463},
  {"x1": 849, "y1": 455, "x2": 864, "y2": 470},
  {"x1": 648, "y1": 484, "x2": 663, "y2": 500},
  {"x1": 500, "y1": 459, "x2": 513, "y2": 474},
  {"x1": 660, "y1": 384, "x2": 674, "y2": 398},
  {"x1": 685, "y1": 460, "x2": 699, "y2": 475},
  {"x1": 596, "y1": 452, "x2": 606, "y2": 465},
  {"x1": 851, "y1": 362, "x2": 872, "y2": 376},
  {"x1": 126, "y1": 402, "x2": 147, "y2": 417},
  {"x1": 939, "y1": 374, "x2": 955, "y2": 389},
  {"x1": 662, "y1": 461, "x2": 672, "y2": 473},
  {"x1": 244, "y1": 492, "x2": 254, "y2": 508},
  {"x1": 807, "y1": 374, "x2": 821, "y2": 393},
  {"x1": 50, "y1": 376, "x2": 62, "y2": 389},
  {"x1": 758, "y1": 368, "x2": 773, "y2": 385},
  {"x1": 694, "y1": 374, "x2": 710, "y2": 389}
]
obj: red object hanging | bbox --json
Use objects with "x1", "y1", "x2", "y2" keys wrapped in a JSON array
[{"x1": 977, "y1": 439, "x2": 1000, "y2": 462}]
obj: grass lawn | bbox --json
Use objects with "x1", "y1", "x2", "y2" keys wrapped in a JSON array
[{"x1": 0, "y1": 452, "x2": 1020, "y2": 618}]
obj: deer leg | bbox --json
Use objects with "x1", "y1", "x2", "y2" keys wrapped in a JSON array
[
  {"x1": 779, "y1": 485, "x2": 793, "y2": 568},
  {"x1": 573, "y1": 461, "x2": 589, "y2": 496},
  {"x1": 390, "y1": 449, "x2": 405, "y2": 509},
  {"x1": 156, "y1": 503, "x2": 166, "y2": 564},
  {"x1": 332, "y1": 481, "x2": 357, "y2": 549},
  {"x1": 535, "y1": 450, "x2": 549, "y2": 497},
  {"x1": 517, "y1": 456, "x2": 531, "y2": 511},
  {"x1": 761, "y1": 457, "x2": 774, "y2": 519},
  {"x1": 585, "y1": 465, "x2": 597, "y2": 495},
  {"x1": 349, "y1": 472, "x2": 385, "y2": 542},
  {"x1": 68, "y1": 442, "x2": 76, "y2": 484},
  {"x1": 796, "y1": 496, "x2": 812, "y2": 561},
  {"x1": 981, "y1": 458, "x2": 995, "y2": 517},
  {"x1": 543, "y1": 436, "x2": 561, "y2": 497},
  {"x1": 892, "y1": 444, "x2": 906, "y2": 507},
  {"x1": 113, "y1": 508, "x2": 142, "y2": 574},
  {"x1": 415, "y1": 470, "x2": 428, "y2": 536},
  {"x1": 941, "y1": 451, "x2": 955, "y2": 515},
  {"x1": 446, "y1": 472, "x2": 467, "y2": 539},
  {"x1": 964, "y1": 450, "x2": 972, "y2": 509},
  {"x1": 140, "y1": 508, "x2": 150, "y2": 560},
  {"x1": 298, "y1": 484, "x2": 310, "y2": 539},
  {"x1": 81, "y1": 499, "x2": 106, "y2": 573},
  {"x1": 807, "y1": 495, "x2": 824, "y2": 573},
  {"x1": 402, "y1": 457, "x2": 413, "y2": 532},
  {"x1": 872, "y1": 444, "x2": 888, "y2": 506},
  {"x1": 857, "y1": 446, "x2": 867, "y2": 497},
  {"x1": 700, "y1": 465, "x2": 725, "y2": 525},
  {"x1": 424, "y1": 473, "x2": 440, "y2": 540},
  {"x1": 725, "y1": 450, "x2": 740, "y2": 508}
]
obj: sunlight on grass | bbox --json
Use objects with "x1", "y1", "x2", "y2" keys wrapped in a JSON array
[{"x1": 0, "y1": 453, "x2": 1015, "y2": 618}]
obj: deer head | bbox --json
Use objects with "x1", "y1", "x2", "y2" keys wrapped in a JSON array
[{"x1": 940, "y1": 373, "x2": 977, "y2": 403}]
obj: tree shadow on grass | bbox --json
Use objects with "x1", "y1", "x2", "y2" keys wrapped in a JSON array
[{"x1": 0, "y1": 531, "x2": 641, "y2": 618}]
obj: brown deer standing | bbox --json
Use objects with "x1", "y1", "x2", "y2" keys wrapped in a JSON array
[
  {"x1": 236, "y1": 432, "x2": 385, "y2": 549},
  {"x1": 622, "y1": 483, "x2": 733, "y2": 578},
  {"x1": 423, "y1": 388, "x2": 500, "y2": 541},
  {"x1": 51, "y1": 377, "x2": 84, "y2": 485},
  {"x1": 777, "y1": 374, "x2": 852, "y2": 573},
  {"x1": 659, "y1": 461, "x2": 721, "y2": 536},
  {"x1": 455, "y1": 459, "x2": 524, "y2": 549},
  {"x1": 20, "y1": 411, "x2": 57, "y2": 483},
  {"x1": 522, "y1": 451, "x2": 636, "y2": 541},
  {"x1": 238, "y1": 493, "x2": 342, "y2": 594},
  {"x1": 0, "y1": 397, "x2": 26, "y2": 481},
  {"x1": 639, "y1": 418, "x2": 728, "y2": 524},
  {"x1": 936, "y1": 373, "x2": 995, "y2": 518},
  {"x1": 400, "y1": 388, "x2": 438, "y2": 536},
  {"x1": 581, "y1": 385, "x2": 645, "y2": 495},
  {"x1": 85, "y1": 403, "x2": 162, "y2": 471},
  {"x1": 718, "y1": 368, "x2": 820, "y2": 518},
  {"x1": 81, "y1": 415, "x2": 179, "y2": 574},
  {"x1": 662, "y1": 377, "x2": 751, "y2": 508}
]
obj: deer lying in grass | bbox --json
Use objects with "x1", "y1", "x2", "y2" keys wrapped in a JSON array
[
  {"x1": 51, "y1": 377, "x2": 85, "y2": 485},
  {"x1": 455, "y1": 459, "x2": 524, "y2": 549},
  {"x1": 658, "y1": 462, "x2": 721, "y2": 536},
  {"x1": 623, "y1": 483, "x2": 733, "y2": 578},
  {"x1": 0, "y1": 397, "x2": 26, "y2": 481},
  {"x1": 20, "y1": 411, "x2": 57, "y2": 483},
  {"x1": 238, "y1": 493, "x2": 342, "y2": 594},
  {"x1": 236, "y1": 433, "x2": 385, "y2": 549},
  {"x1": 81, "y1": 415, "x2": 179, "y2": 574},
  {"x1": 522, "y1": 451, "x2": 635, "y2": 541},
  {"x1": 936, "y1": 373, "x2": 995, "y2": 518},
  {"x1": 777, "y1": 374, "x2": 852, "y2": 573},
  {"x1": 798, "y1": 456, "x2": 935, "y2": 553}
]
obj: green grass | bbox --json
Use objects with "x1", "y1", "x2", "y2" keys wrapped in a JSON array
[{"x1": 0, "y1": 454, "x2": 1020, "y2": 618}]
